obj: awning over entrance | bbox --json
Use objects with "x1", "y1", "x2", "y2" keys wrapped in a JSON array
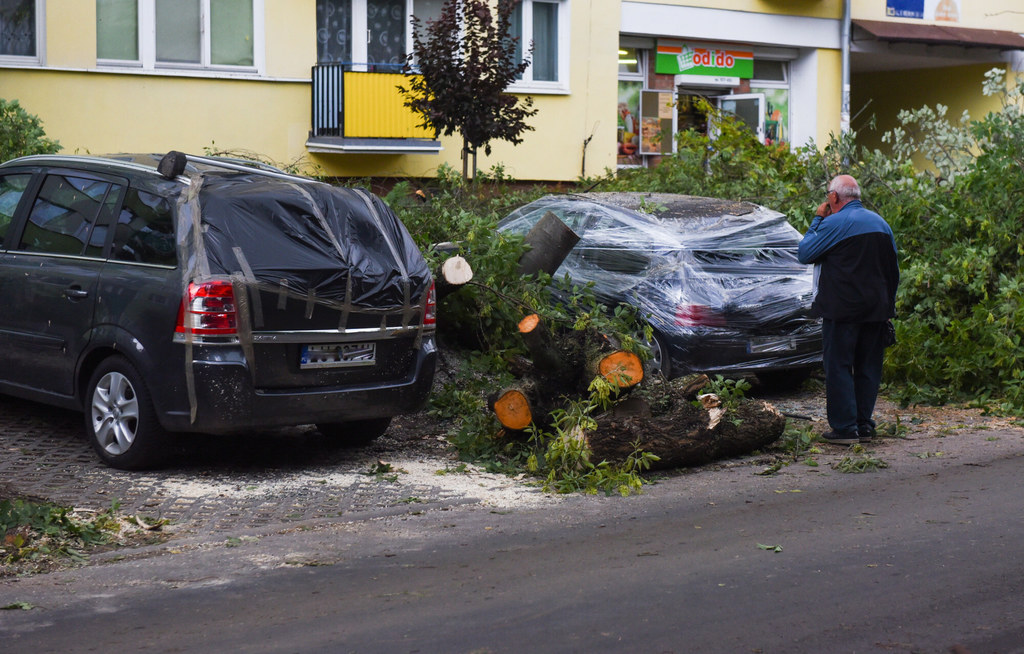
[{"x1": 853, "y1": 20, "x2": 1024, "y2": 50}]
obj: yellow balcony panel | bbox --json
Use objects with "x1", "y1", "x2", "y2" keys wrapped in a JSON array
[{"x1": 343, "y1": 72, "x2": 434, "y2": 139}]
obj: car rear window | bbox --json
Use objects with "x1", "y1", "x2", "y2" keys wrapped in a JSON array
[{"x1": 111, "y1": 188, "x2": 177, "y2": 266}]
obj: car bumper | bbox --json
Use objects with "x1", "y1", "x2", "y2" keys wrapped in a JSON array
[
  {"x1": 665, "y1": 327, "x2": 822, "y2": 376},
  {"x1": 160, "y1": 338, "x2": 437, "y2": 434}
]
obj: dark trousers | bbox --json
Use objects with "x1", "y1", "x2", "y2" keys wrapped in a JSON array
[{"x1": 821, "y1": 319, "x2": 887, "y2": 436}]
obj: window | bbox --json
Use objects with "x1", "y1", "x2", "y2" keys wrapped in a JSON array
[
  {"x1": 97, "y1": 0, "x2": 258, "y2": 71},
  {"x1": 750, "y1": 59, "x2": 790, "y2": 146},
  {"x1": 20, "y1": 175, "x2": 115, "y2": 257},
  {"x1": 0, "y1": 173, "x2": 31, "y2": 246},
  {"x1": 0, "y1": 0, "x2": 38, "y2": 60},
  {"x1": 317, "y1": 0, "x2": 409, "y2": 70},
  {"x1": 316, "y1": 0, "x2": 565, "y2": 87},
  {"x1": 317, "y1": 0, "x2": 439, "y2": 71},
  {"x1": 97, "y1": 0, "x2": 138, "y2": 61},
  {"x1": 111, "y1": 188, "x2": 176, "y2": 266},
  {"x1": 510, "y1": 0, "x2": 568, "y2": 89},
  {"x1": 617, "y1": 47, "x2": 644, "y2": 167}
]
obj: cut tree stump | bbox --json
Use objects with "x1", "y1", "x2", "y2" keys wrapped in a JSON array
[
  {"x1": 593, "y1": 350, "x2": 644, "y2": 389},
  {"x1": 489, "y1": 388, "x2": 534, "y2": 431},
  {"x1": 435, "y1": 254, "x2": 473, "y2": 300}
]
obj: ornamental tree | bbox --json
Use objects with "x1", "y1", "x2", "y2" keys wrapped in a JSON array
[{"x1": 399, "y1": 0, "x2": 538, "y2": 179}]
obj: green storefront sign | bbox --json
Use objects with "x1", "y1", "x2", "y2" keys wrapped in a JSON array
[{"x1": 655, "y1": 41, "x2": 754, "y2": 78}]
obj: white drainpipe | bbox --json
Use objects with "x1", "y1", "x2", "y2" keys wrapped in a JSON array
[{"x1": 841, "y1": 0, "x2": 851, "y2": 134}]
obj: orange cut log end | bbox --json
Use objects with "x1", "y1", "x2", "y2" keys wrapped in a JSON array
[
  {"x1": 493, "y1": 389, "x2": 533, "y2": 431},
  {"x1": 599, "y1": 351, "x2": 644, "y2": 388},
  {"x1": 518, "y1": 313, "x2": 541, "y2": 334}
]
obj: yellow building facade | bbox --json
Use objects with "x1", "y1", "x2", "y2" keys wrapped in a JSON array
[{"x1": 1, "y1": 1, "x2": 1022, "y2": 181}]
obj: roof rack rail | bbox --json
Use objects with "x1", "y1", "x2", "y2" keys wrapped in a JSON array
[{"x1": 157, "y1": 150, "x2": 315, "y2": 184}]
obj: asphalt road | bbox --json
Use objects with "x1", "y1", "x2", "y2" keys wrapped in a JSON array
[{"x1": 3, "y1": 425, "x2": 1024, "y2": 653}]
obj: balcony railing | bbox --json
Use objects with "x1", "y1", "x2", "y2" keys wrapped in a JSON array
[{"x1": 310, "y1": 63, "x2": 435, "y2": 142}]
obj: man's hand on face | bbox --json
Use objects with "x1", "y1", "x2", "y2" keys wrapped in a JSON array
[{"x1": 815, "y1": 200, "x2": 832, "y2": 218}]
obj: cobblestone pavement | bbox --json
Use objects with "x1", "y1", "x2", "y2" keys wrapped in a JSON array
[
  {"x1": 0, "y1": 394, "x2": 491, "y2": 541},
  {"x1": 6, "y1": 379, "x2": 1018, "y2": 545}
]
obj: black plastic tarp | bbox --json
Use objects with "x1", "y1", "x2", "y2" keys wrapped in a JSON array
[{"x1": 184, "y1": 173, "x2": 431, "y2": 313}]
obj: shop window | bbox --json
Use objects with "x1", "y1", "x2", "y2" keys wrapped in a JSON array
[
  {"x1": 750, "y1": 59, "x2": 789, "y2": 146},
  {"x1": 0, "y1": 0, "x2": 38, "y2": 60},
  {"x1": 617, "y1": 47, "x2": 644, "y2": 167},
  {"x1": 97, "y1": 0, "x2": 257, "y2": 70},
  {"x1": 751, "y1": 87, "x2": 789, "y2": 146},
  {"x1": 752, "y1": 59, "x2": 786, "y2": 82},
  {"x1": 618, "y1": 47, "x2": 640, "y2": 75},
  {"x1": 618, "y1": 81, "x2": 642, "y2": 166}
]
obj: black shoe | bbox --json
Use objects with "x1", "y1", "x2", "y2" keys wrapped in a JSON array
[
  {"x1": 858, "y1": 426, "x2": 877, "y2": 443},
  {"x1": 821, "y1": 430, "x2": 859, "y2": 445}
]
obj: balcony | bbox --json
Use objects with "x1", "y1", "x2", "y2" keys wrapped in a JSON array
[{"x1": 307, "y1": 64, "x2": 442, "y2": 155}]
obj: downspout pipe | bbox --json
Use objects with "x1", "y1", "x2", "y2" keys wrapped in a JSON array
[{"x1": 841, "y1": 0, "x2": 851, "y2": 134}]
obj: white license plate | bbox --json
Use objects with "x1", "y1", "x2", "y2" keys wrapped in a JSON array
[
  {"x1": 747, "y1": 336, "x2": 797, "y2": 354},
  {"x1": 300, "y1": 343, "x2": 376, "y2": 369}
]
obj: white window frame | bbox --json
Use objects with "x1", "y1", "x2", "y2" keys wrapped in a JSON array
[
  {"x1": 0, "y1": 0, "x2": 44, "y2": 66},
  {"x1": 398, "y1": 0, "x2": 568, "y2": 92},
  {"x1": 337, "y1": 0, "x2": 417, "y2": 72},
  {"x1": 97, "y1": 0, "x2": 265, "y2": 74},
  {"x1": 508, "y1": 0, "x2": 569, "y2": 94}
]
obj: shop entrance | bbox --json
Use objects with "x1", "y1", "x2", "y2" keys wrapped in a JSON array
[{"x1": 677, "y1": 88, "x2": 767, "y2": 142}]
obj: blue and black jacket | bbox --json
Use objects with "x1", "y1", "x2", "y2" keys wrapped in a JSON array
[{"x1": 797, "y1": 200, "x2": 899, "y2": 323}]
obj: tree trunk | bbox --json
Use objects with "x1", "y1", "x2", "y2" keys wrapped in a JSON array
[
  {"x1": 517, "y1": 314, "x2": 563, "y2": 376},
  {"x1": 517, "y1": 211, "x2": 581, "y2": 277},
  {"x1": 587, "y1": 399, "x2": 785, "y2": 470}
]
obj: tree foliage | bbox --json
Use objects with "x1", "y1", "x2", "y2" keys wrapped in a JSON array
[
  {"x1": 389, "y1": 67, "x2": 1024, "y2": 489},
  {"x1": 399, "y1": 0, "x2": 538, "y2": 179},
  {"x1": 0, "y1": 98, "x2": 61, "y2": 160},
  {"x1": 589, "y1": 71, "x2": 1024, "y2": 414}
]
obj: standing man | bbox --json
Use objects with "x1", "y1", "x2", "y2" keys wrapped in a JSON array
[{"x1": 798, "y1": 175, "x2": 899, "y2": 445}]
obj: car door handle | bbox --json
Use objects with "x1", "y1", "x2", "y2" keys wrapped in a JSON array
[{"x1": 63, "y1": 287, "x2": 89, "y2": 299}]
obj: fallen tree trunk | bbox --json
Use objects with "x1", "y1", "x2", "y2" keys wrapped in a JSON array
[
  {"x1": 517, "y1": 211, "x2": 581, "y2": 277},
  {"x1": 588, "y1": 398, "x2": 785, "y2": 469}
]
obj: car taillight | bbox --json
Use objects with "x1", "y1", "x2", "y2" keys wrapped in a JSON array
[
  {"x1": 424, "y1": 281, "x2": 437, "y2": 327},
  {"x1": 675, "y1": 304, "x2": 726, "y2": 327},
  {"x1": 176, "y1": 280, "x2": 238, "y2": 336}
]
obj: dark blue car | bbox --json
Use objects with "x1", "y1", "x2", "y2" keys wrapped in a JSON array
[
  {"x1": 0, "y1": 152, "x2": 436, "y2": 469},
  {"x1": 499, "y1": 192, "x2": 822, "y2": 385}
]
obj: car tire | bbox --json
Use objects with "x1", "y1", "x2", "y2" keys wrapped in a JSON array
[
  {"x1": 316, "y1": 417, "x2": 392, "y2": 446},
  {"x1": 755, "y1": 367, "x2": 814, "y2": 392},
  {"x1": 644, "y1": 331, "x2": 672, "y2": 379},
  {"x1": 85, "y1": 356, "x2": 167, "y2": 470}
]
